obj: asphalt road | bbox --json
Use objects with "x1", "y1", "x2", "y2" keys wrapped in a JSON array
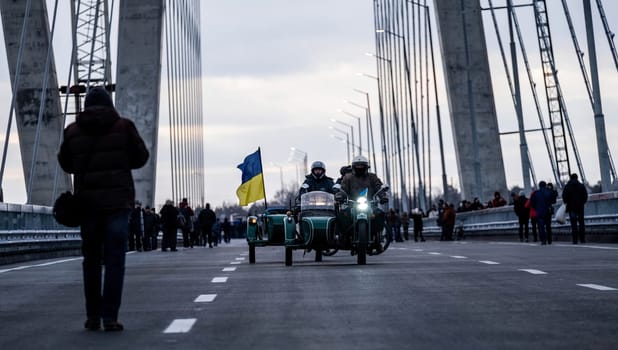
[{"x1": 1, "y1": 238, "x2": 616, "y2": 350}]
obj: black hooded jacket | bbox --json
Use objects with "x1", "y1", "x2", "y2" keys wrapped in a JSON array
[{"x1": 58, "y1": 105, "x2": 149, "y2": 211}]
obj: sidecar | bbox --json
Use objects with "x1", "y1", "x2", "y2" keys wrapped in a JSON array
[
  {"x1": 283, "y1": 191, "x2": 338, "y2": 266},
  {"x1": 246, "y1": 206, "x2": 289, "y2": 263}
]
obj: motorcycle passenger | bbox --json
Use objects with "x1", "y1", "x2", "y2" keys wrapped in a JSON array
[
  {"x1": 335, "y1": 165, "x2": 352, "y2": 184},
  {"x1": 336, "y1": 156, "x2": 389, "y2": 250}
]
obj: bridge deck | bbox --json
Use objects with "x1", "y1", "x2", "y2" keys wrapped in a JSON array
[{"x1": 1, "y1": 239, "x2": 616, "y2": 349}]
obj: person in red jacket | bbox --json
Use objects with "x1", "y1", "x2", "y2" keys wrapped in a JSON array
[{"x1": 58, "y1": 86, "x2": 149, "y2": 332}]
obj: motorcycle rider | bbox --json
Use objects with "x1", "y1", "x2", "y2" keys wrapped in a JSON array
[
  {"x1": 336, "y1": 155, "x2": 389, "y2": 251},
  {"x1": 298, "y1": 161, "x2": 335, "y2": 196}
]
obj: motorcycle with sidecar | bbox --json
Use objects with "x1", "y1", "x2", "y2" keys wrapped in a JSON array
[{"x1": 282, "y1": 185, "x2": 390, "y2": 266}]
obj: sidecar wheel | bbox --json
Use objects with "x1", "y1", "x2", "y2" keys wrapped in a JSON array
[
  {"x1": 249, "y1": 243, "x2": 256, "y2": 264},
  {"x1": 357, "y1": 224, "x2": 367, "y2": 265},
  {"x1": 285, "y1": 247, "x2": 293, "y2": 266}
]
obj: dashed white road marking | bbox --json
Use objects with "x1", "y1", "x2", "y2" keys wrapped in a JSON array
[
  {"x1": 239, "y1": 252, "x2": 249, "y2": 256},
  {"x1": 413, "y1": 249, "x2": 424, "y2": 252},
  {"x1": 163, "y1": 318, "x2": 197, "y2": 333},
  {"x1": 428, "y1": 252, "x2": 442, "y2": 255},
  {"x1": 235, "y1": 257, "x2": 245, "y2": 261},
  {"x1": 222, "y1": 267, "x2": 236, "y2": 272},
  {"x1": 230, "y1": 261, "x2": 241, "y2": 265},
  {"x1": 577, "y1": 284, "x2": 617, "y2": 291},
  {"x1": 479, "y1": 260, "x2": 500, "y2": 265},
  {"x1": 519, "y1": 269, "x2": 547, "y2": 275},
  {"x1": 194, "y1": 294, "x2": 217, "y2": 303},
  {"x1": 211, "y1": 277, "x2": 228, "y2": 283},
  {"x1": 450, "y1": 256, "x2": 467, "y2": 259}
]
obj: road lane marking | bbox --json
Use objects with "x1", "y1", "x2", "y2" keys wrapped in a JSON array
[
  {"x1": 479, "y1": 260, "x2": 500, "y2": 265},
  {"x1": 450, "y1": 256, "x2": 467, "y2": 259},
  {"x1": 0, "y1": 257, "x2": 82, "y2": 274},
  {"x1": 194, "y1": 294, "x2": 217, "y2": 303},
  {"x1": 235, "y1": 257, "x2": 245, "y2": 261},
  {"x1": 577, "y1": 284, "x2": 617, "y2": 291},
  {"x1": 163, "y1": 319, "x2": 196, "y2": 333},
  {"x1": 240, "y1": 253, "x2": 248, "y2": 256},
  {"x1": 413, "y1": 249, "x2": 424, "y2": 252},
  {"x1": 230, "y1": 261, "x2": 241, "y2": 265},
  {"x1": 519, "y1": 269, "x2": 547, "y2": 275},
  {"x1": 212, "y1": 277, "x2": 228, "y2": 283},
  {"x1": 428, "y1": 252, "x2": 442, "y2": 255},
  {"x1": 222, "y1": 267, "x2": 236, "y2": 272}
]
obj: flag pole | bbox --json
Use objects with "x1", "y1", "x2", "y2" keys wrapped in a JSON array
[{"x1": 257, "y1": 147, "x2": 268, "y2": 209}]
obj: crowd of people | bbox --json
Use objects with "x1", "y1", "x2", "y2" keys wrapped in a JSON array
[{"x1": 128, "y1": 198, "x2": 236, "y2": 252}]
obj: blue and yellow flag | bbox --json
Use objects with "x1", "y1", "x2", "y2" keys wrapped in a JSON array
[{"x1": 236, "y1": 148, "x2": 266, "y2": 206}]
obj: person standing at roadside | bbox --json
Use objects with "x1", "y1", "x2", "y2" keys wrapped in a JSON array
[
  {"x1": 198, "y1": 203, "x2": 217, "y2": 248},
  {"x1": 160, "y1": 200, "x2": 179, "y2": 251},
  {"x1": 512, "y1": 191, "x2": 530, "y2": 242},
  {"x1": 530, "y1": 181, "x2": 555, "y2": 245},
  {"x1": 562, "y1": 173, "x2": 588, "y2": 244},
  {"x1": 58, "y1": 86, "x2": 149, "y2": 332}
]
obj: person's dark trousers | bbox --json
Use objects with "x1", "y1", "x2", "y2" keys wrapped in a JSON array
[
  {"x1": 444, "y1": 224, "x2": 454, "y2": 241},
  {"x1": 518, "y1": 217, "x2": 529, "y2": 241},
  {"x1": 530, "y1": 218, "x2": 538, "y2": 242},
  {"x1": 150, "y1": 231, "x2": 158, "y2": 250},
  {"x1": 537, "y1": 216, "x2": 547, "y2": 244},
  {"x1": 402, "y1": 225, "x2": 409, "y2": 240},
  {"x1": 395, "y1": 224, "x2": 403, "y2": 242},
  {"x1": 162, "y1": 228, "x2": 177, "y2": 251},
  {"x1": 569, "y1": 209, "x2": 586, "y2": 243},
  {"x1": 414, "y1": 228, "x2": 425, "y2": 242},
  {"x1": 81, "y1": 209, "x2": 130, "y2": 324},
  {"x1": 142, "y1": 233, "x2": 151, "y2": 251},
  {"x1": 203, "y1": 227, "x2": 213, "y2": 247},
  {"x1": 182, "y1": 228, "x2": 190, "y2": 248},
  {"x1": 544, "y1": 213, "x2": 553, "y2": 244},
  {"x1": 128, "y1": 228, "x2": 142, "y2": 251}
]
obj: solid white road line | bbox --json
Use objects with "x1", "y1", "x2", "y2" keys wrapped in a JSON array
[
  {"x1": 211, "y1": 277, "x2": 228, "y2": 283},
  {"x1": 194, "y1": 294, "x2": 217, "y2": 303},
  {"x1": 0, "y1": 257, "x2": 82, "y2": 274},
  {"x1": 222, "y1": 267, "x2": 236, "y2": 272},
  {"x1": 577, "y1": 284, "x2": 617, "y2": 291},
  {"x1": 163, "y1": 318, "x2": 197, "y2": 333},
  {"x1": 450, "y1": 256, "x2": 468, "y2": 259},
  {"x1": 519, "y1": 269, "x2": 547, "y2": 275},
  {"x1": 479, "y1": 260, "x2": 500, "y2": 265}
]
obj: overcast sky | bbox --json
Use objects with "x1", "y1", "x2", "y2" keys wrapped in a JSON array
[{"x1": 0, "y1": 0, "x2": 616, "y2": 207}]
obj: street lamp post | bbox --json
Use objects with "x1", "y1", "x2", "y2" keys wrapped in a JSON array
[
  {"x1": 338, "y1": 108, "x2": 362, "y2": 157},
  {"x1": 331, "y1": 118, "x2": 355, "y2": 157},
  {"x1": 346, "y1": 95, "x2": 376, "y2": 174},
  {"x1": 330, "y1": 132, "x2": 351, "y2": 165},
  {"x1": 270, "y1": 162, "x2": 284, "y2": 193},
  {"x1": 289, "y1": 147, "x2": 308, "y2": 184},
  {"x1": 358, "y1": 72, "x2": 391, "y2": 189}
]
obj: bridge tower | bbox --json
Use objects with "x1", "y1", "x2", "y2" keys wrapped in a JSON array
[{"x1": 433, "y1": 0, "x2": 507, "y2": 201}]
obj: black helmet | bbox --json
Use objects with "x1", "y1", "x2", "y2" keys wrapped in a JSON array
[
  {"x1": 311, "y1": 161, "x2": 326, "y2": 179},
  {"x1": 351, "y1": 155, "x2": 369, "y2": 176}
]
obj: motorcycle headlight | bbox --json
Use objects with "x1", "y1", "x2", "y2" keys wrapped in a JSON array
[
  {"x1": 357, "y1": 197, "x2": 369, "y2": 211},
  {"x1": 248, "y1": 217, "x2": 257, "y2": 225}
]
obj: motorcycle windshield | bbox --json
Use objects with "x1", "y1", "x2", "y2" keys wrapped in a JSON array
[{"x1": 300, "y1": 191, "x2": 335, "y2": 211}]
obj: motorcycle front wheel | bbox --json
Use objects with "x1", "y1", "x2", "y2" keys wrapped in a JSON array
[{"x1": 357, "y1": 222, "x2": 367, "y2": 265}]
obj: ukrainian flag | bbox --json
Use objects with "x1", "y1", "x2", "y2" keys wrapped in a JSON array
[{"x1": 236, "y1": 148, "x2": 266, "y2": 206}]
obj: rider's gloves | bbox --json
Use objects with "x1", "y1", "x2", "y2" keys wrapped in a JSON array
[{"x1": 335, "y1": 192, "x2": 345, "y2": 202}]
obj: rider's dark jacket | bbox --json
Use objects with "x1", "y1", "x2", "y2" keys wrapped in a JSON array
[
  {"x1": 299, "y1": 174, "x2": 335, "y2": 195},
  {"x1": 339, "y1": 172, "x2": 386, "y2": 202}
]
